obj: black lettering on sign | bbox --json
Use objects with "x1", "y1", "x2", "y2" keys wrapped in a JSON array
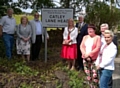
[
  {"x1": 49, "y1": 15, "x2": 65, "y2": 19},
  {"x1": 45, "y1": 19, "x2": 56, "y2": 22},
  {"x1": 57, "y1": 19, "x2": 67, "y2": 23}
]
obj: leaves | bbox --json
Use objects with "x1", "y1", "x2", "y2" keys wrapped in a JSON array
[{"x1": 85, "y1": 1, "x2": 120, "y2": 33}]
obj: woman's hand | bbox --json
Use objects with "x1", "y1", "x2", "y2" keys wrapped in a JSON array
[
  {"x1": 82, "y1": 54, "x2": 86, "y2": 59},
  {"x1": 63, "y1": 39, "x2": 69, "y2": 44},
  {"x1": 86, "y1": 57, "x2": 91, "y2": 61},
  {"x1": 22, "y1": 37, "x2": 30, "y2": 42},
  {"x1": 84, "y1": 53, "x2": 90, "y2": 58},
  {"x1": 96, "y1": 65, "x2": 100, "y2": 70}
]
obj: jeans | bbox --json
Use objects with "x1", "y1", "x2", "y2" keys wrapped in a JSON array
[
  {"x1": 3, "y1": 33, "x2": 14, "y2": 59},
  {"x1": 108, "y1": 76, "x2": 113, "y2": 88},
  {"x1": 99, "y1": 69, "x2": 113, "y2": 88}
]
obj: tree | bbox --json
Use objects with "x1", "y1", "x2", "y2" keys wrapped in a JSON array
[
  {"x1": 17, "y1": 0, "x2": 56, "y2": 11},
  {"x1": 60, "y1": 0, "x2": 84, "y2": 19},
  {"x1": 85, "y1": 1, "x2": 120, "y2": 33},
  {"x1": 0, "y1": 0, "x2": 11, "y2": 17},
  {"x1": 14, "y1": 8, "x2": 22, "y2": 14}
]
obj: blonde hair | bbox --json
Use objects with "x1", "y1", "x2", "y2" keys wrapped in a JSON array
[
  {"x1": 104, "y1": 30, "x2": 114, "y2": 37},
  {"x1": 100, "y1": 23, "x2": 109, "y2": 29},
  {"x1": 20, "y1": 16, "x2": 28, "y2": 24},
  {"x1": 68, "y1": 18, "x2": 74, "y2": 27}
]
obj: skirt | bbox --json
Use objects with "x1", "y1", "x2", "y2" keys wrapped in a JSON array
[
  {"x1": 16, "y1": 38, "x2": 31, "y2": 55},
  {"x1": 61, "y1": 44, "x2": 77, "y2": 60}
]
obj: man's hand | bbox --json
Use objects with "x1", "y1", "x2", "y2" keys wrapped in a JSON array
[
  {"x1": 0, "y1": 26, "x2": 3, "y2": 37},
  {"x1": 0, "y1": 32, "x2": 2, "y2": 37}
]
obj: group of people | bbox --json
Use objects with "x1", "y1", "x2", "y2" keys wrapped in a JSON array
[
  {"x1": 0, "y1": 8, "x2": 118, "y2": 88},
  {"x1": 61, "y1": 16, "x2": 117, "y2": 88},
  {"x1": 0, "y1": 8, "x2": 49, "y2": 62}
]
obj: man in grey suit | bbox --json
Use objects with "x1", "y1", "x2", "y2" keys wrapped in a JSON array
[{"x1": 30, "y1": 12, "x2": 49, "y2": 61}]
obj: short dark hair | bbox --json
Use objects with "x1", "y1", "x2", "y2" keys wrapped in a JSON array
[{"x1": 88, "y1": 24, "x2": 96, "y2": 30}]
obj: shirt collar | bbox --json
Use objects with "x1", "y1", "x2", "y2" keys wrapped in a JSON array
[{"x1": 7, "y1": 15, "x2": 14, "y2": 19}]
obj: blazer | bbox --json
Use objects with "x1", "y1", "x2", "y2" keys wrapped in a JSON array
[
  {"x1": 95, "y1": 42, "x2": 117, "y2": 70},
  {"x1": 16, "y1": 24, "x2": 32, "y2": 39},
  {"x1": 63, "y1": 27, "x2": 78, "y2": 44},
  {"x1": 80, "y1": 35, "x2": 101, "y2": 61},
  {"x1": 29, "y1": 20, "x2": 49, "y2": 43},
  {"x1": 75, "y1": 22, "x2": 88, "y2": 45}
]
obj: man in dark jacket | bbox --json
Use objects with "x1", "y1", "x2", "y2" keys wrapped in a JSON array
[{"x1": 75, "y1": 16, "x2": 88, "y2": 71}]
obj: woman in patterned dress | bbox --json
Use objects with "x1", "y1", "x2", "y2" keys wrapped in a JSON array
[
  {"x1": 61, "y1": 18, "x2": 78, "y2": 70},
  {"x1": 80, "y1": 24, "x2": 101, "y2": 88},
  {"x1": 16, "y1": 16, "x2": 32, "y2": 62}
]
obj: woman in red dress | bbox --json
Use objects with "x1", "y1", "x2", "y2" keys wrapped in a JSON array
[{"x1": 61, "y1": 18, "x2": 78, "y2": 70}]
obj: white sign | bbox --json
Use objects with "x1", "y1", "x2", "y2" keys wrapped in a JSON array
[{"x1": 41, "y1": 8, "x2": 73, "y2": 27}]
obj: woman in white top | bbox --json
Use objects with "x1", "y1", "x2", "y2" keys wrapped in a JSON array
[
  {"x1": 96, "y1": 30, "x2": 117, "y2": 88},
  {"x1": 61, "y1": 18, "x2": 78, "y2": 70}
]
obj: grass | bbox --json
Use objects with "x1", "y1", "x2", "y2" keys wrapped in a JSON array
[
  {"x1": 13, "y1": 14, "x2": 60, "y2": 31},
  {"x1": 14, "y1": 14, "x2": 34, "y2": 25}
]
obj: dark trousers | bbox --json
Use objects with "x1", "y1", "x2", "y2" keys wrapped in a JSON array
[
  {"x1": 76, "y1": 44, "x2": 84, "y2": 70},
  {"x1": 31, "y1": 35, "x2": 42, "y2": 60}
]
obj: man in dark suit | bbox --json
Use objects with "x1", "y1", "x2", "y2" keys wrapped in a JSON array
[{"x1": 75, "y1": 16, "x2": 88, "y2": 71}]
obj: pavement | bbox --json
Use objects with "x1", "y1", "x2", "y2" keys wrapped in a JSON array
[{"x1": 113, "y1": 57, "x2": 120, "y2": 88}]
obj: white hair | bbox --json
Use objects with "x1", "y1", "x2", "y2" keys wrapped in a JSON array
[
  {"x1": 100, "y1": 23, "x2": 109, "y2": 29},
  {"x1": 79, "y1": 15, "x2": 85, "y2": 19}
]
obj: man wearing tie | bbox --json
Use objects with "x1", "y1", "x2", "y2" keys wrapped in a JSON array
[{"x1": 75, "y1": 16, "x2": 88, "y2": 71}]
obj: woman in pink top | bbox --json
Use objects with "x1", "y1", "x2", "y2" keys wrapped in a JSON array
[{"x1": 80, "y1": 24, "x2": 101, "y2": 88}]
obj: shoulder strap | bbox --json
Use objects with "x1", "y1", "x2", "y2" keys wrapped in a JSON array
[{"x1": 68, "y1": 27, "x2": 75, "y2": 34}]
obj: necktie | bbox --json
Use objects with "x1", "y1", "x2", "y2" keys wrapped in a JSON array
[{"x1": 78, "y1": 23, "x2": 81, "y2": 33}]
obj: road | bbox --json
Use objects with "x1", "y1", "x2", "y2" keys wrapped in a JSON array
[{"x1": 113, "y1": 57, "x2": 120, "y2": 88}]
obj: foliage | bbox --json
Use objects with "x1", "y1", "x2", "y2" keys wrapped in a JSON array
[
  {"x1": 19, "y1": 83, "x2": 33, "y2": 88},
  {"x1": 0, "y1": 0, "x2": 23, "y2": 17},
  {"x1": 17, "y1": 0, "x2": 55, "y2": 11},
  {"x1": 0, "y1": 6, "x2": 7, "y2": 17},
  {"x1": 85, "y1": 1, "x2": 120, "y2": 33},
  {"x1": 68, "y1": 71, "x2": 84, "y2": 88},
  {"x1": 0, "y1": 0, "x2": 55, "y2": 17},
  {"x1": 14, "y1": 62, "x2": 39, "y2": 76},
  {"x1": 14, "y1": 8, "x2": 22, "y2": 14},
  {"x1": 62, "y1": 67, "x2": 88, "y2": 88}
]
